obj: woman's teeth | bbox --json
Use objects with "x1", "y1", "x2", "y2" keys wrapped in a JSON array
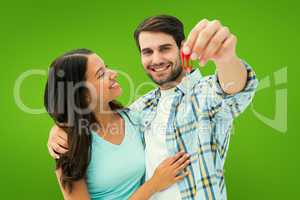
[{"x1": 110, "y1": 81, "x2": 119, "y2": 88}]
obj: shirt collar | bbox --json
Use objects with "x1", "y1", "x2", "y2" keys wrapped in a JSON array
[{"x1": 175, "y1": 68, "x2": 202, "y2": 94}]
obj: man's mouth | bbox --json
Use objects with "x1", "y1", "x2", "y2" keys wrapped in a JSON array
[{"x1": 149, "y1": 64, "x2": 171, "y2": 72}]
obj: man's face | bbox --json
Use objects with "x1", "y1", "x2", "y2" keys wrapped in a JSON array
[{"x1": 138, "y1": 31, "x2": 183, "y2": 89}]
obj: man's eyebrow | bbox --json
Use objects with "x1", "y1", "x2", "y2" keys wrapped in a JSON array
[
  {"x1": 141, "y1": 43, "x2": 173, "y2": 53},
  {"x1": 141, "y1": 47, "x2": 152, "y2": 53},
  {"x1": 159, "y1": 44, "x2": 173, "y2": 48}
]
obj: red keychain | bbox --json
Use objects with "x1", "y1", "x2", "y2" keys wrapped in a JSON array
[{"x1": 180, "y1": 50, "x2": 192, "y2": 73}]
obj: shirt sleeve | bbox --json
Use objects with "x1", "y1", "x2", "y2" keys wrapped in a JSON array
[
  {"x1": 206, "y1": 60, "x2": 258, "y2": 120},
  {"x1": 128, "y1": 96, "x2": 145, "y2": 112},
  {"x1": 204, "y1": 61, "x2": 258, "y2": 164}
]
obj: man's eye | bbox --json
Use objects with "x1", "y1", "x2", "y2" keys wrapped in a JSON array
[
  {"x1": 142, "y1": 51, "x2": 152, "y2": 55},
  {"x1": 161, "y1": 47, "x2": 170, "y2": 52}
]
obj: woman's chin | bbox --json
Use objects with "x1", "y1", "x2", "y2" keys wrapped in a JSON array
[{"x1": 111, "y1": 87, "x2": 122, "y2": 99}]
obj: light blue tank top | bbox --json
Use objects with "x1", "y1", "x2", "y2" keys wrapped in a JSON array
[{"x1": 86, "y1": 110, "x2": 145, "y2": 200}]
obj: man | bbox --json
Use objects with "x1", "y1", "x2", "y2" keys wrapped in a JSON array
[{"x1": 48, "y1": 15, "x2": 258, "y2": 199}]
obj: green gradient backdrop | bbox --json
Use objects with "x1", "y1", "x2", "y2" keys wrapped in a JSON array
[{"x1": 0, "y1": 0, "x2": 298, "y2": 199}]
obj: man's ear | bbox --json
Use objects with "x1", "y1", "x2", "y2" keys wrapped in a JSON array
[{"x1": 180, "y1": 40, "x2": 185, "y2": 50}]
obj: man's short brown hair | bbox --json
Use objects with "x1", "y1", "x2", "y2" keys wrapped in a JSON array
[{"x1": 134, "y1": 15, "x2": 185, "y2": 51}]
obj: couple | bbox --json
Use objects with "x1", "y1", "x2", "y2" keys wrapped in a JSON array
[{"x1": 45, "y1": 15, "x2": 258, "y2": 200}]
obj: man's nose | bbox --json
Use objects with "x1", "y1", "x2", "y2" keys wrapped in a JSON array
[{"x1": 151, "y1": 51, "x2": 164, "y2": 65}]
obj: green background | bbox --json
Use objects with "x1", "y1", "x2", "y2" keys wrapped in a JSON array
[{"x1": 0, "y1": 0, "x2": 298, "y2": 199}]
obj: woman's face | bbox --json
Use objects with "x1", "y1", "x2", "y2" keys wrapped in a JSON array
[{"x1": 85, "y1": 53, "x2": 122, "y2": 109}]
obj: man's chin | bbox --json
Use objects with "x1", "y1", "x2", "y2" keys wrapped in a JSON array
[
  {"x1": 152, "y1": 77, "x2": 179, "y2": 88},
  {"x1": 150, "y1": 75, "x2": 170, "y2": 85},
  {"x1": 147, "y1": 66, "x2": 183, "y2": 86}
]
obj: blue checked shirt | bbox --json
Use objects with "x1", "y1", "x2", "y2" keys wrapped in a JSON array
[{"x1": 128, "y1": 62, "x2": 258, "y2": 200}]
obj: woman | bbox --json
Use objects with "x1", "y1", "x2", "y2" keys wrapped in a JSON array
[{"x1": 44, "y1": 48, "x2": 190, "y2": 200}]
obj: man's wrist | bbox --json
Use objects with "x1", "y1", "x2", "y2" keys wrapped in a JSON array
[{"x1": 215, "y1": 55, "x2": 242, "y2": 70}]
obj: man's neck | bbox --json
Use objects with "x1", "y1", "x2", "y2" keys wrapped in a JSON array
[{"x1": 159, "y1": 70, "x2": 187, "y2": 90}]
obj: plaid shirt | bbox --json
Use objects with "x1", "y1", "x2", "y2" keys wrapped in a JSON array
[{"x1": 129, "y1": 62, "x2": 258, "y2": 200}]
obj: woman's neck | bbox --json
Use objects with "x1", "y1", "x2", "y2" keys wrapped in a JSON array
[{"x1": 93, "y1": 103, "x2": 119, "y2": 132}]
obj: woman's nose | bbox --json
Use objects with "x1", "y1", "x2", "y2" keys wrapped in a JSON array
[{"x1": 109, "y1": 69, "x2": 118, "y2": 79}]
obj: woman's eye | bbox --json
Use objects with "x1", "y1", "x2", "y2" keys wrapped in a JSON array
[
  {"x1": 99, "y1": 72, "x2": 105, "y2": 77},
  {"x1": 97, "y1": 70, "x2": 105, "y2": 79}
]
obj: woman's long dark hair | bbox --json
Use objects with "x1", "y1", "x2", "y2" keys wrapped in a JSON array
[{"x1": 44, "y1": 48, "x2": 122, "y2": 192}]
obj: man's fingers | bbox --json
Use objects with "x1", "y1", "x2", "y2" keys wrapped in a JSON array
[
  {"x1": 56, "y1": 127, "x2": 68, "y2": 141},
  {"x1": 202, "y1": 26, "x2": 230, "y2": 62},
  {"x1": 55, "y1": 135, "x2": 69, "y2": 149},
  {"x1": 183, "y1": 19, "x2": 209, "y2": 55},
  {"x1": 215, "y1": 34, "x2": 237, "y2": 57},
  {"x1": 52, "y1": 142, "x2": 68, "y2": 154},
  {"x1": 47, "y1": 144, "x2": 60, "y2": 159},
  {"x1": 191, "y1": 20, "x2": 222, "y2": 59},
  {"x1": 222, "y1": 34, "x2": 237, "y2": 51},
  {"x1": 51, "y1": 125, "x2": 68, "y2": 141}
]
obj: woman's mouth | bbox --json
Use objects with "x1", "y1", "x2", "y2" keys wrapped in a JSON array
[{"x1": 110, "y1": 80, "x2": 120, "y2": 89}]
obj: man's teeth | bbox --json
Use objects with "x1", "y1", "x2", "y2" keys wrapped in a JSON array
[{"x1": 152, "y1": 65, "x2": 169, "y2": 72}]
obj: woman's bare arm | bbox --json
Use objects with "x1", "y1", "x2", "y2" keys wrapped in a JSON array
[{"x1": 129, "y1": 151, "x2": 190, "y2": 200}]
